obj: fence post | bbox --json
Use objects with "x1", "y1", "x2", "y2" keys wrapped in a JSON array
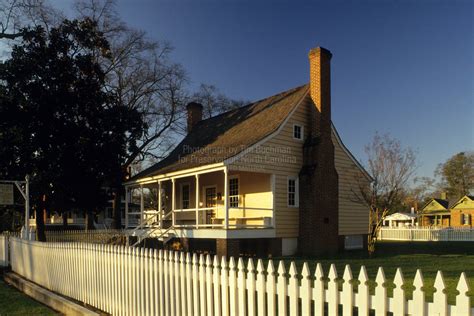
[
  {"x1": 266, "y1": 260, "x2": 276, "y2": 316},
  {"x1": 300, "y1": 263, "x2": 311, "y2": 315}
]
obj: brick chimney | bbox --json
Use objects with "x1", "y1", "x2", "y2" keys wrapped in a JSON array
[
  {"x1": 298, "y1": 46, "x2": 339, "y2": 255},
  {"x1": 186, "y1": 102, "x2": 203, "y2": 133}
]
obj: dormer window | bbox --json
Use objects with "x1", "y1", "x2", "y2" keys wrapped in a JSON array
[{"x1": 293, "y1": 124, "x2": 303, "y2": 140}]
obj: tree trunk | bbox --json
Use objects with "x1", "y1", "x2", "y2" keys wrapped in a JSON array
[
  {"x1": 62, "y1": 212, "x2": 68, "y2": 229},
  {"x1": 85, "y1": 211, "x2": 95, "y2": 231},
  {"x1": 112, "y1": 187, "x2": 123, "y2": 229},
  {"x1": 35, "y1": 207, "x2": 46, "y2": 242}
]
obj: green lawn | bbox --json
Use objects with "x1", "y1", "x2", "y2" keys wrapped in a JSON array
[
  {"x1": 274, "y1": 241, "x2": 474, "y2": 306},
  {"x1": 0, "y1": 279, "x2": 57, "y2": 315}
]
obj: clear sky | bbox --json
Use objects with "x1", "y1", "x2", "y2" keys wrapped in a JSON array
[{"x1": 56, "y1": 0, "x2": 473, "y2": 180}]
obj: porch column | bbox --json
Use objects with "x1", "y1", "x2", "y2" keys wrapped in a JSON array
[
  {"x1": 125, "y1": 186, "x2": 129, "y2": 229},
  {"x1": 172, "y1": 178, "x2": 176, "y2": 226},
  {"x1": 140, "y1": 185, "x2": 144, "y2": 225},
  {"x1": 224, "y1": 168, "x2": 229, "y2": 229},
  {"x1": 158, "y1": 181, "x2": 162, "y2": 228},
  {"x1": 195, "y1": 174, "x2": 200, "y2": 229}
]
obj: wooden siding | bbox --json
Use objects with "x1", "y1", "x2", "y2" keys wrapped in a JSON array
[
  {"x1": 332, "y1": 131, "x2": 370, "y2": 236},
  {"x1": 229, "y1": 95, "x2": 370, "y2": 238},
  {"x1": 229, "y1": 96, "x2": 312, "y2": 237}
]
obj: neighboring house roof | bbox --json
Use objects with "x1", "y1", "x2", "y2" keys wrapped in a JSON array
[
  {"x1": 451, "y1": 195, "x2": 474, "y2": 209},
  {"x1": 384, "y1": 212, "x2": 417, "y2": 221},
  {"x1": 421, "y1": 198, "x2": 449, "y2": 213},
  {"x1": 129, "y1": 84, "x2": 309, "y2": 182}
]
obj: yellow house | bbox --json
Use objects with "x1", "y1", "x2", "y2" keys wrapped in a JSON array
[
  {"x1": 450, "y1": 195, "x2": 474, "y2": 227},
  {"x1": 420, "y1": 198, "x2": 451, "y2": 227},
  {"x1": 124, "y1": 47, "x2": 372, "y2": 257}
]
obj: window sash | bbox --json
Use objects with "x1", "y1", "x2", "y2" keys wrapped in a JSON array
[
  {"x1": 288, "y1": 177, "x2": 298, "y2": 207},
  {"x1": 182, "y1": 184, "x2": 190, "y2": 209},
  {"x1": 229, "y1": 177, "x2": 239, "y2": 208}
]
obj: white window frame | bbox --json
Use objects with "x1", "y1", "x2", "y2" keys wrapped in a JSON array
[
  {"x1": 228, "y1": 175, "x2": 240, "y2": 208},
  {"x1": 287, "y1": 176, "x2": 299, "y2": 207},
  {"x1": 180, "y1": 182, "x2": 191, "y2": 210},
  {"x1": 293, "y1": 124, "x2": 304, "y2": 140}
]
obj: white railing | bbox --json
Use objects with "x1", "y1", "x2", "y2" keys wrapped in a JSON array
[
  {"x1": 9, "y1": 237, "x2": 472, "y2": 316},
  {"x1": 379, "y1": 227, "x2": 474, "y2": 241},
  {"x1": 45, "y1": 229, "x2": 126, "y2": 244},
  {"x1": 0, "y1": 235, "x2": 8, "y2": 267},
  {"x1": 172, "y1": 207, "x2": 274, "y2": 229}
]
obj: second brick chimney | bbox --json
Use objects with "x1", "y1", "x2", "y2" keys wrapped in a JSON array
[
  {"x1": 298, "y1": 47, "x2": 340, "y2": 256},
  {"x1": 186, "y1": 102, "x2": 203, "y2": 133}
]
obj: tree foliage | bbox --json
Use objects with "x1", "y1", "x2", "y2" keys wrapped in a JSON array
[
  {"x1": 435, "y1": 152, "x2": 474, "y2": 199},
  {"x1": 0, "y1": 18, "x2": 143, "y2": 237}
]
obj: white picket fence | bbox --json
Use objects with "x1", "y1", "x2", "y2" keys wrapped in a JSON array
[
  {"x1": 0, "y1": 235, "x2": 8, "y2": 267},
  {"x1": 379, "y1": 227, "x2": 474, "y2": 241},
  {"x1": 9, "y1": 238, "x2": 472, "y2": 316}
]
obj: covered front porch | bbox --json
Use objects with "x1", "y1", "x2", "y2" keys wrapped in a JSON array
[{"x1": 125, "y1": 166, "x2": 275, "y2": 232}]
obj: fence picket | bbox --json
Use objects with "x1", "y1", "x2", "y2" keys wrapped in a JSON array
[
  {"x1": 247, "y1": 259, "x2": 256, "y2": 316},
  {"x1": 237, "y1": 258, "x2": 247, "y2": 316},
  {"x1": 266, "y1": 260, "x2": 277, "y2": 316},
  {"x1": 192, "y1": 253, "x2": 200, "y2": 316},
  {"x1": 213, "y1": 255, "x2": 222, "y2": 316},
  {"x1": 185, "y1": 253, "x2": 193, "y2": 316},
  {"x1": 314, "y1": 263, "x2": 325, "y2": 316},
  {"x1": 221, "y1": 256, "x2": 229, "y2": 316},
  {"x1": 288, "y1": 262, "x2": 299, "y2": 316},
  {"x1": 328, "y1": 264, "x2": 339, "y2": 316},
  {"x1": 342, "y1": 264, "x2": 353, "y2": 316},
  {"x1": 228, "y1": 257, "x2": 238, "y2": 316},
  {"x1": 392, "y1": 268, "x2": 405, "y2": 316},
  {"x1": 357, "y1": 266, "x2": 370, "y2": 316},
  {"x1": 277, "y1": 261, "x2": 287, "y2": 316},
  {"x1": 206, "y1": 255, "x2": 214, "y2": 316},
  {"x1": 455, "y1": 273, "x2": 471, "y2": 316},
  {"x1": 433, "y1": 271, "x2": 448, "y2": 316},
  {"x1": 412, "y1": 269, "x2": 425, "y2": 316},
  {"x1": 5, "y1": 237, "x2": 470, "y2": 316}
]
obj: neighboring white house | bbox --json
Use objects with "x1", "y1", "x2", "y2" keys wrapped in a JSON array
[{"x1": 383, "y1": 212, "x2": 417, "y2": 227}]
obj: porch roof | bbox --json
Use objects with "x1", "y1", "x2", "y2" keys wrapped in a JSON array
[{"x1": 127, "y1": 84, "x2": 309, "y2": 184}]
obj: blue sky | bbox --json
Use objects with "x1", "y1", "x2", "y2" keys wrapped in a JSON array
[{"x1": 56, "y1": 0, "x2": 473, "y2": 180}]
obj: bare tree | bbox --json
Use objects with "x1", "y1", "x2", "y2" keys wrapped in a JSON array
[
  {"x1": 193, "y1": 83, "x2": 247, "y2": 119},
  {"x1": 355, "y1": 133, "x2": 417, "y2": 256},
  {"x1": 0, "y1": 0, "x2": 60, "y2": 40}
]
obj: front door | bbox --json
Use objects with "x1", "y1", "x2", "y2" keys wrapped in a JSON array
[{"x1": 205, "y1": 187, "x2": 217, "y2": 224}]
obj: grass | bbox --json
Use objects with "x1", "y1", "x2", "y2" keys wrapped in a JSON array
[
  {"x1": 272, "y1": 241, "x2": 474, "y2": 306},
  {"x1": 0, "y1": 279, "x2": 57, "y2": 315}
]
